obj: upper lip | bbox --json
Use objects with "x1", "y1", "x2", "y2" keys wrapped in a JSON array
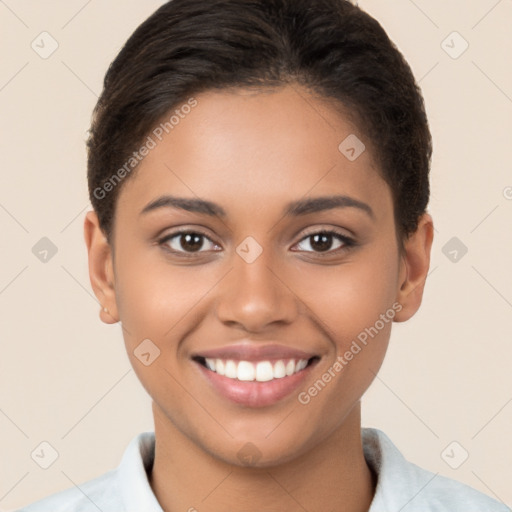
[{"x1": 192, "y1": 343, "x2": 318, "y2": 362}]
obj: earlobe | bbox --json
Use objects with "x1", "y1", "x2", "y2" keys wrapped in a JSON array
[
  {"x1": 84, "y1": 211, "x2": 119, "y2": 324},
  {"x1": 394, "y1": 213, "x2": 434, "y2": 322}
]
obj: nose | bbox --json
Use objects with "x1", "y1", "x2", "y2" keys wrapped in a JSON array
[{"x1": 214, "y1": 246, "x2": 299, "y2": 333}]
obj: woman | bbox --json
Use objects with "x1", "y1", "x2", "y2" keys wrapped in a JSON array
[{"x1": 18, "y1": 0, "x2": 508, "y2": 510}]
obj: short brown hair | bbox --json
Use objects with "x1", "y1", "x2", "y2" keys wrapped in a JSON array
[{"x1": 87, "y1": 0, "x2": 431, "y2": 248}]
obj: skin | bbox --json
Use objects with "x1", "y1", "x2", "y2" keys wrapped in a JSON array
[{"x1": 84, "y1": 84, "x2": 433, "y2": 512}]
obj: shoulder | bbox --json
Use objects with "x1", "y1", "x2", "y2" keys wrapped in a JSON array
[
  {"x1": 363, "y1": 428, "x2": 510, "y2": 512},
  {"x1": 14, "y1": 469, "x2": 121, "y2": 512},
  {"x1": 402, "y1": 459, "x2": 509, "y2": 511},
  {"x1": 15, "y1": 431, "x2": 159, "y2": 512}
]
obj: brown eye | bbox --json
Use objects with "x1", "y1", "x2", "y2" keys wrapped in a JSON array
[
  {"x1": 177, "y1": 233, "x2": 205, "y2": 252},
  {"x1": 294, "y1": 230, "x2": 354, "y2": 254},
  {"x1": 160, "y1": 231, "x2": 219, "y2": 254}
]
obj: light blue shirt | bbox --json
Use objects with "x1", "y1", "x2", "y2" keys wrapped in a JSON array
[{"x1": 16, "y1": 428, "x2": 510, "y2": 511}]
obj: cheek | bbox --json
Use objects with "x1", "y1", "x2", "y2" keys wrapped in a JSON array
[
  {"x1": 296, "y1": 246, "x2": 399, "y2": 344},
  {"x1": 295, "y1": 255, "x2": 397, "y2": 426},
  {"x1": 114, "y1": 249, "x2": 219, "y2": 343}
]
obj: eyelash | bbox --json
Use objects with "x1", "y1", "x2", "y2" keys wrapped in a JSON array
[{"x1": 157, "y1": 228, "x2": 356, "y2": 259}]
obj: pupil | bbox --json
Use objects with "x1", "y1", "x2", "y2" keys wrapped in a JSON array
[
  {"x1": 311, "y1": 233, "x2": 332, "y2": 252},
  {"x1": 181, "y1": 233, "x2": 203, "y2": 252}
]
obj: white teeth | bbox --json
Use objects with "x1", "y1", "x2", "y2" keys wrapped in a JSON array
[
  {"x1": 255, "y1": 361, "x2": 274, "y2": 382},
  {"x1": 285, "y1": 360, "x2": 295, "y2": 376},
  {"x1": 296, "y1": 359, "x2": 308, "y2": 372},
  {"x1": 237, "y1": 361, "x2": 255, "y2": 381},
  {"x1": 215, "y1": 359, "x2": 225, "y2": 376},
  {"x1": 273, "y1": 360, "x2": 286, "y2": 379},
  {"x1": 202, "y1": 358, "x2": 311, "y2": 381},
  {"x1": 225, "y1": 359, "x2": 237, "y2": 379}
]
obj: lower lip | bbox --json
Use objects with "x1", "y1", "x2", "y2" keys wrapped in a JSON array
[{"x1": 195, "y1": 360, "x2": 318, "y2": 408}]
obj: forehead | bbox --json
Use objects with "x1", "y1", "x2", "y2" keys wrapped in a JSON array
[{"x1": 117, "y1": 85, "x2": 391, "y2": 220}]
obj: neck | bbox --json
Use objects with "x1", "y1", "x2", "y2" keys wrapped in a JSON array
[{"x1": 149, "y1": 402, "x2": 376, "y2": 512}]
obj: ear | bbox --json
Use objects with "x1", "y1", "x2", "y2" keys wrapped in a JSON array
[
  {"x1": 83, "y1": 210, "x2": 119, "y2": 324},
  {"x1": 394, "y1": 213, "x2": 434, "y2": 322}
]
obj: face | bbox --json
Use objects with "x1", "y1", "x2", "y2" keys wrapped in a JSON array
[{"x1": 89, "y1": 85, "x2": 424, "y2": 467}]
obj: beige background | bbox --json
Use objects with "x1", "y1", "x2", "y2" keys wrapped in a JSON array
[{"x1": 1, "y1": 0, "x2": 511, "y2": 510}]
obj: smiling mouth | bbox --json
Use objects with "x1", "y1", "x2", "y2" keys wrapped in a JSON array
[{"x1": 193, "y1": 356, "x2": 320, "y2": 382}]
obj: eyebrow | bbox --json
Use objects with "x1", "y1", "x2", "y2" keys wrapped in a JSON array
[{"x1": 140, "y1": 194, "x2": 374, "y2": 220}]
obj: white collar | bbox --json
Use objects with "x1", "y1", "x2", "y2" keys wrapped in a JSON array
[
  {"x1": 115, "y1": 428, "x2": 391, "y2": 510},
  {"x1": 114, "y1": 428, "x2": 506, "y2": 511}
]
